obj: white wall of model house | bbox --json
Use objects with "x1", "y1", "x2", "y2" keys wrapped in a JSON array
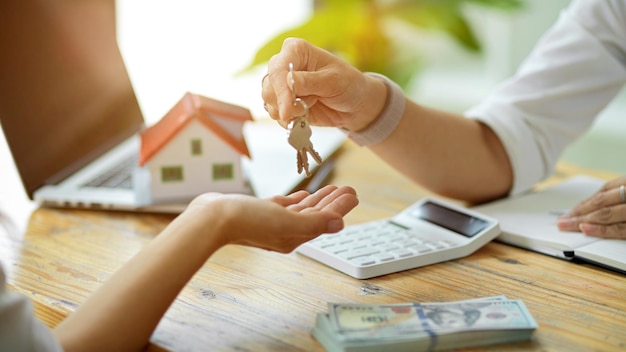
[{"x1": 138, "y1": 119, "x2": 251, "y2": 204}]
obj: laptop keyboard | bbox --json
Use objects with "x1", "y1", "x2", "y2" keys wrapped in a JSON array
[{"x1": 82, "y1": 155, "x2": 136, "y2": 189}]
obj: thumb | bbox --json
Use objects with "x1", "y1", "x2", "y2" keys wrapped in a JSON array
[
  {"x1": 279, "y1": 70, "x2": 325, "y2": 118},
  {"x1": 294, "y1": 211, "x2": 345, "y2": 237},
  {"x1": 288, "y1": 69, "x2": 332, "y2": 100}
]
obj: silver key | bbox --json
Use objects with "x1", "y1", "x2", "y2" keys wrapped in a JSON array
[
  {"x1": 286, "y1": 63, "x2": 323, "y2": 176},
  {"x1": 288, "y1": 115, "x2": 323, "y2": 177}
]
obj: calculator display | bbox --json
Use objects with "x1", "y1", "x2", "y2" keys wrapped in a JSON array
[{"x1": 410, "y1": 201, "x2": 490, "y2": 237}]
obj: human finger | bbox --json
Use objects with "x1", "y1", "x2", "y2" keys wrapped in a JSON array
[
  {"x1": 579, "y1": 221, "x2": 626, "y2": 239},
  {"x1": 285, "y1": 185, "x2": 339, "y2": 212},
  {"x1": 559, "y1": 203, "x2": 626, "y2": 235},
  {"x1": 265, "y1": 41, "x2": 304, "y2": 127},
  {"x1": 232, "y1": 201, "x2": 352, "y2": 253},
  {"x1": 579, "y1": 203, "x2": 626, "y2": 225},
  {"x1": 211, "y1": 196, "x2": 325, "y2": 252},
  {"x1": 268, "y1": 38, "x2": 347, "y2": 126},
  {"x1": 558, "y1": 184, "x2": 626, "y2": 231},
  {"x1": 278, "y1": 190, "x2": 359, "y2": 246},
  {"x1": 315, "y1": 191, "x2": 360, "y2": 219},
  {"x1": 261, "y1": 70, "x2": 285, "y2": 126},
  {"x1": 570, "y1": 183, "x2": 626, "y2": 216},
  {"x1": 262, "y1": 70, "x2": 320, "y2": 129},
  {"x1": 598, "y1": 175, "x2": 626, "y2": 193},
  {"x1": 258, "y1": 186, "x2": 358, "y2": 252},
  {"x1": 269, "y1": 190, "x2": 310, "y2": 207},
  {"x1": 299, "y1": 186, "x2": 359, "y2": 215}
]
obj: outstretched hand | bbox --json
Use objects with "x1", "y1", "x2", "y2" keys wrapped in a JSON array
[
  {"x1": 557, "y1": 175, "x2": 626, "y2": 238},
  {"x1": 185, "y1": 185, "x2": 359, "y2": 252}
]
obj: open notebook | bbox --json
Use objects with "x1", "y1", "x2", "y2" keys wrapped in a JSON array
[{"x1": 473, "y1": 175, "x2": 626, "y2": 274}]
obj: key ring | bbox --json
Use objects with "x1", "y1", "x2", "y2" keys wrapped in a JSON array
[
  {"x1": 289, "y1": 62, "x2": 297, "y2": 103},
  {"x1": 292, "y1": 97, "x2": 309, "y2": 122},
  {"x1": 289, "y1": 63, "x2": 309, "y2": 123}
]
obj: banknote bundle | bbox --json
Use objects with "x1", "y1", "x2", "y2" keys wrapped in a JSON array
[{"x1": 313, "y1": 296, "x2": 537, "y2": 352}]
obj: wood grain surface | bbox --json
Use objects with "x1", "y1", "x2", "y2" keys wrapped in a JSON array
[{"x1": 2, "y1": 141, "x2": 625, "y2": 351}]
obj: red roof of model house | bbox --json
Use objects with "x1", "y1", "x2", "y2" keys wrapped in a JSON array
[{"x1": 139, "y1": 92, "x2": 253, "y2": 166}]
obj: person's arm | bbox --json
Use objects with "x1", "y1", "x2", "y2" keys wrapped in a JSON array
[
  {"x1": 54, "y1": 185, "x2": 358, "y2": 352},
  {"x1": 263, "y1": 0, "x2": 626, "y2": 204},
  {"x1": 368, "y1": 102, "x2": 512, "y2": 204},
  {"x1": 262, "y1": 38, "x2": 512, "y2": 204}
]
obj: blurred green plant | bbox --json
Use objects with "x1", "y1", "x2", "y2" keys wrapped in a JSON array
[{"x1": 241, "y1": 0, "x2": 523, "y2": 89}]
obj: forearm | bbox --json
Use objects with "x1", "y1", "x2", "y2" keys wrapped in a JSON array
[
  {"x1": 369, "y1": 100, "x2": 513, "y2": 204},
  {"x1": 51, "y1": 187, "x2": 359, "y2": 351},
  {"x1": 54, "y1": 205, "x2": 227, "y2": 352}
]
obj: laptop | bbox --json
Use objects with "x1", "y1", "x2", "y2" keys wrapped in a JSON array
[{"x1": 0, "y1": 1, "x2": 344, "y2": 214}]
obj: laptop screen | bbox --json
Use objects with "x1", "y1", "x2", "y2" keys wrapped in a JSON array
[{"x1": 0, "y1": 1, "x2": 144, "y2": 199}]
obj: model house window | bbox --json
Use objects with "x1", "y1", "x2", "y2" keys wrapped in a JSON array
[
  {"x1": 212, "y1": 163, "x2": 233, "y2": 180},
  {"x1": 161, "y1": 166, "x2": 183, "y2": 182},
  {"x1": 191, "y1": 139, "x2": 202, "y2": 156}
]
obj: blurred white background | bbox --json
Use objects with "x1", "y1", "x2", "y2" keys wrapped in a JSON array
[
  {"x1": 117, "y1": 0, "x2": 626, "y2": 174},
  {"x1": 116, "y1": 0, "x2": 312, "y2": 124}
]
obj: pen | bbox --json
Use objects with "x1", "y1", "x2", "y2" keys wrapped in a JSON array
[
  {"x1": 306, "y1": 157, "x2": 335, "y2": 193},
  {"x1": 548, "y1": 209, "x2": 570, "y2": 216}
]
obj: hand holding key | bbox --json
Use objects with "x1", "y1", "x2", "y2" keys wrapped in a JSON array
[{"x1": 287, "y1": 63, "x2": 323, "y2": 176}]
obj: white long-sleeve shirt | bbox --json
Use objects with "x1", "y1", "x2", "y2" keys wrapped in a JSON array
[
  {"x1": 465, "y1": 0, "x2": 626, "y2": 195},
  {"x1": 0, "y1": 264, "x2": 63, "y2": 351}
]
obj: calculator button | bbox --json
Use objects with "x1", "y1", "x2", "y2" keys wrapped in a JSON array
[
  {"x1": 373, "y1": 253, "x2": 395, "y2": 262},
  {"x1": 399, "y1": 239, "x2": 420, "y2": 247},
  {"x1": 339, "y1": 248, "x2": 380, "y2": 260},
  {"x1": 314, "y1": 241, "x2": 337, "y2": 249},
  {"x1": 438, "y1": 240, "x2": 457, "y2": 247},
  {"x1": 391, "y1": 249, "x2": 413, "y2": 258},
  {"x1": 369, "y1": 240, "x2": 386, "y2": 246},
  {"x1": 385, "y1": 235, "x2": 405, "y2": 242},
  {"x1": 409, "y1": 245, "x2": 432, "y2": 253},
  {"x1": 331, "y1": 246, "x2": 351, "y2": 254},
  {"x1": 424, "y1": 242, "x2": 444, "y2": 250},
  {"x1": 382, "y1": 243, "x2": 400, "y2": 251},
  {"x1": 408, "y1": 238, "x2": 425, "y2": 245},
  {"x1": 351, "y1": 257, "x2": 376, "y2": 266}
]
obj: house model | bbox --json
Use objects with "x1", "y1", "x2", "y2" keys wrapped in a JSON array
[{"x1": 134, "y1": 92, "x2": 254, "y2": 205}]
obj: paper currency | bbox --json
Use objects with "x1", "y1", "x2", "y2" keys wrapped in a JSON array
[{"x1": 313, "y1": 296, "x2": 537, "y2": 352}]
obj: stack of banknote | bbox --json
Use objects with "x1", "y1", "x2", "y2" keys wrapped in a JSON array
[{"x1": 313, "y1": 296, "x2": 537, "y2": 352}]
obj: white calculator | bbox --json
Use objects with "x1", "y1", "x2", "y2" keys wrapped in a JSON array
[{"x1": 296, "y1": 197, "x2": 500, "y2": 279}]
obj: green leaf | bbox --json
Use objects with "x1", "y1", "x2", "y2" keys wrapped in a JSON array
[{"x1": 238, "y1": 0, "x2": 524, "y2": 88}]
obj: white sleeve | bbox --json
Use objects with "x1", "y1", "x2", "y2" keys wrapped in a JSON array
[
  {"x1": 465, "y1": 0, "x2": 626, "y2": 195},
  {"x1": 0, "y1": 266, "x2": 64, "y2": 352}
]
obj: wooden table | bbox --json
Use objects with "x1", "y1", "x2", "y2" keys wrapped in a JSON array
[{"x1": 1, "y1": 141, "x2": 625, "y2": 351}]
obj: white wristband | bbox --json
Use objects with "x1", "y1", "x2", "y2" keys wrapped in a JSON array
[{"x1": 344, "y1": 72, "x2": 406, "y2": 147}]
